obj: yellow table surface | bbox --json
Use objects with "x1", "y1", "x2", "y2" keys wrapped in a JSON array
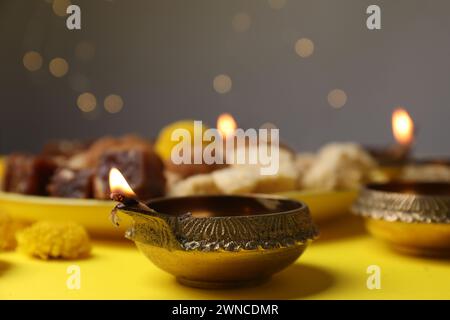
[{"x1": 0, "y1": 216, "x2": 449, "y2": 300}]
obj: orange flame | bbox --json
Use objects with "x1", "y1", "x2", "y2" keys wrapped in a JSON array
[
  {"x1": 109, "y1": 168, "x2": 136, "y2": 197},
  {"x1": 217, "y1": 113, "x2": 237, "y2": 138},
  {"x1": 392, "y1": 108, "x2": 414, "y2": 145}
]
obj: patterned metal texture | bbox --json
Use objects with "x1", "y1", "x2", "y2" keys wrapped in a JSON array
[
  {"x1": 352, "y1": 182, "x2": 450, "y2": 223},
  {"x1": 120, "y1": 195, "x2": 318, "y2": 252}
]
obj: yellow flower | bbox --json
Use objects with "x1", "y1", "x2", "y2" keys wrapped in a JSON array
[
  {"x1": 0, "y1": 212, "x2": 26, "y2": 250},
  {"x1": 16, "y1": 221, "x2": 91, "y2": 260}
]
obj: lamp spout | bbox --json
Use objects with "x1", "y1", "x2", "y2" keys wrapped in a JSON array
[{"x1": 117, "y1": 205, "x2": 182, "y2": 251}]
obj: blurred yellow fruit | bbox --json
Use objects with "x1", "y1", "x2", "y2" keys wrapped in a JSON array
[
  {"x1": 0, "y1": 156, "x2": 4, "y2": 179},
  {"x1": 155, "y1": 120, "x2": 209, "y2": 161}
]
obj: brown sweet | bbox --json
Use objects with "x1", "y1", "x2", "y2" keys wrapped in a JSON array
[
  {"x1": 164, "y1": 145, "x2": 226, "y2": 178},
  {"x1": 2, "y1": 154, "x2": 57, "y2": 195},
  {"x1": 47, "y1": 168, "x2": 94, "y2": 199},
  {"x1": 75, "y1": 135, "x2": 154, "y2": 169},
  {"x1": 78, "y1": 136, "x2": 119, "y2": 168},
  {"x1": 94, "y1": 147, "x2": 166, "y2": 200}
]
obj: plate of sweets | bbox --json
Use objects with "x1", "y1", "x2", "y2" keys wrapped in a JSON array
[{"x1": 0, "y1": 120, "x2": 379, "y2": 238}]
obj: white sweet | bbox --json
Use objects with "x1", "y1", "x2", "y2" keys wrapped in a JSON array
[
  {"x1": 169, "y1": 174, "x2": 220, "y2": 196},
  {"x1": 301, "y1": 143, "x2": 376, "y2": 190},
  {"x1": 212, "y1": 167, "x2": 259, "y2": 194}
]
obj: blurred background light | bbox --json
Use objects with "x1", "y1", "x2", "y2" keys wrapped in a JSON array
[
  {"x1": 77, "y1": 92, "x2": 97, "y2": 113},
  {"x1": 213, "y1": 74, "x2": 232, "y2": 94},
  {"x1": 23, "y1": 51, "x2": 43, "y2": 72},
  {"x1": 295, "y1": 38, "x2": 314, "y2": 58},
  {"x1": 327, "y1": 89, "x2": 348, "y2": 109},
  {"x1": 104, "y1": 94, "x2": 124, "y2": 114},
  {"x1": 49, "y1": 57, "x2": 69, "y2": 78},
  {"x1": 52, "y1": 0, "x2": 71, "y2": 17}
]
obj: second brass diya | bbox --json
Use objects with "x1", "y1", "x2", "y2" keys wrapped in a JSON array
[
  {"x1": 352, "y1": 182, "x2": 450, "y2": 257},
  {"x1": 116, "y1": 195, "x2": 318, "y2": 288}
]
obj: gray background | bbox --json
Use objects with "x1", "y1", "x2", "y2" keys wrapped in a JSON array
[{"x1": 0, "y1": 0, "x2": 449, "y2": 157}]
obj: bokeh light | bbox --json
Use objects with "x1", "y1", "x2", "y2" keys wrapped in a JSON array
[
  {"x1": 104, "y1": 94, "x2": 124, "y2": 114},
  {"x1": 52, "y1": 0, "x2": 71, "y2": 17},
  {"x1": 49, "y1": 57, "x2": 69, "y2": 78},
  {"x1": 295, "y1": 38, "x2": 315, "y2": 58},
  {"x1": 260, "y1": 122, "x2": 278, "y2": 130},
  {"x1": 327, "y1": 89, "x2": 348, "y2": 109},
  {"x1": 77, "y1": 92, "x2": 97, "y2": 113},
  {"x1": 213, "y1": 74, "x2": 232, "y2": 94},
  {"x1": 23, "y1": 51, "x2": 43, "y2": 72}
]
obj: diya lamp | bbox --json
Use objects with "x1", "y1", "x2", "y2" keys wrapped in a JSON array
[
  {"x1": 217, "y1": 112, "x2": 258, "y2": 164},
  {"x1": 352, "y1": 181, "x2": 450, "y2": 257},
  {"x1": 217, "y1": 114, "x2": 284, "y2": 148},
  {"x1": 216, "y1": 114, "x2": 292, "y2": 165},
  {"x1": 354, "y1": 108, "x2": 450, "y2": 257},
  {"x1": 109, "y1": 167, "x2": 318, "y2": 288},
  {"x1": 368, "y1": 108, "x2": 415, "y2": 181}
]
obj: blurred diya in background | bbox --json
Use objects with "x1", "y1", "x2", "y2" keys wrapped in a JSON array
[
  {"x1": 352, "y1": 181, "x2": 450, "y2": 257},
  {"x1": 367, "y1": 108, "x2": 415, "y2": 181},
  {"x1": 367, "y1": 108, "x2": 450, "y2": 183},
  {"x1": 155, "y1": 114, "x2": 282, "y2": 177},
  {"x1": 109, "y1": 168, "x2": 318, "y2": 288}
]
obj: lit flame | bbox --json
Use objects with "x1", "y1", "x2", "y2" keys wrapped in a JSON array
[
  {"x1": 217, "y1": 113, "x2": 237, "y2": 138},
  {"x1": 392, "y1": 108, "x2": 414, "y2": 145},
  {"x1": 109, "y1": 167, "x2": 136, "y2": 197}
]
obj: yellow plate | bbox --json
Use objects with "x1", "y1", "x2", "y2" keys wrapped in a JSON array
[
  {"x1": 0, "y1": 157, "x2": 127, "y2": 238},
  {"x1": 277, "y1": 189, "x2": 358, "y2": 223},
  {"x1": 0, "y1": 189, "x2": 357, "y2": 238},
  {"x1": 0, "y1": 192, "x2": 128, "y2": 238}
]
